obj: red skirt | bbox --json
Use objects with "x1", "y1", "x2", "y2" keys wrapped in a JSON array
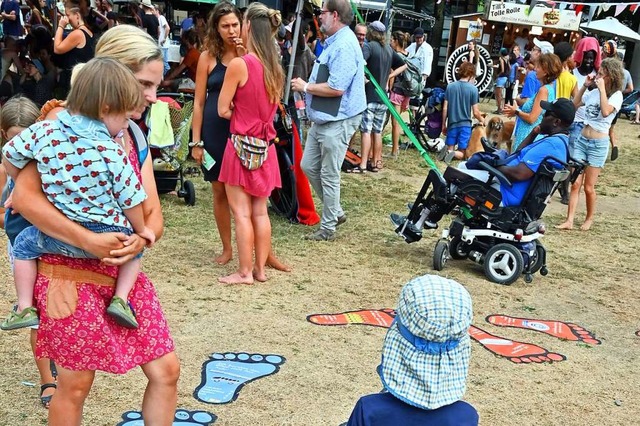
[
  {"x1": 34, "y1": 255, "x2": 175, "y2": 374},
  {"x1": 218, "y1": 139, "x2": 281, "y2": 198}
]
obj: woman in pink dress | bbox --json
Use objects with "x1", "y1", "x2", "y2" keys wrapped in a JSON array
[
  {"x1": 11, "y1": 26, "x2": 179, "y2": 425},
  {"x1": 217, "y1": 2, "x2": 283, "y2": 284}
]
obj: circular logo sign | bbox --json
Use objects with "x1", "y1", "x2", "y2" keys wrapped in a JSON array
[{"x1": 445, "y1": 44, "x2": 494, "y2": 94}]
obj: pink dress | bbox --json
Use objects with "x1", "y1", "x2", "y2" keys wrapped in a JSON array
[
  {"x1": 34, "y1": 144, "x2": 175, "y2": 374},
  {"x1": 218, "y1": 54, "x2": 281, "y2": 198}
]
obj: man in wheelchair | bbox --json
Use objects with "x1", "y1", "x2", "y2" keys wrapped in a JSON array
[{"x1": 391, "y1": 98, "x2": 580, "y2": 284}]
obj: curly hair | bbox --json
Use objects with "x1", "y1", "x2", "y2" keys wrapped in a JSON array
[
  {"x1": 457, "y1": 62, "x2": 476, "y2": 79},
  {"x1": 204, "y1": 1, "x2": 243, "y2": 58},
  {"x1": 599, "y1": 57, "x2": 624, "y2": 97},
  {"x1": 536, "y1": 53, "x2": 562, "y2": 85}
]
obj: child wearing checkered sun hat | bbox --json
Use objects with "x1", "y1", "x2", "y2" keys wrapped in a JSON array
[{"x1": 346, "y1": 275, "x2": 479, "y2": 425}]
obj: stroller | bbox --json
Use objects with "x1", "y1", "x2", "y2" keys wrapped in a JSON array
[
  {"x1": 619, "y1": 90, "x2": 640, "y2": 119},
  {"x1": 391, "y1": 138, "x2": 586, "y2": 285},
  {"x1": 402, "y1": 86, "x2": 446, "y2": 153},
  {"x1": 147, "y1": 92, "x2": 196, "y2": 205}
]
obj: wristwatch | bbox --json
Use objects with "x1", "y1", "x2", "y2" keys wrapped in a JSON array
[{"x1": 188, "y1": 140, "x2": 204, "y2": 148}]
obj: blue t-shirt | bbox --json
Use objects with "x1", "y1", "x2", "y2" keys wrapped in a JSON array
[
  {"x1": 1, "y1": 0, "x2": 23, "y2": 37},
  {"x1": 520, "y1": 70, "x2": 541, "y2": 100},
  {"x1": 346, "y1": 392, "x2": 479, "y2": 426},
  {"x1": 509, "y1": 63, "x2": 518, "y2": 83},
  {"x1": 500, "y1": 133, "x2": 568, "y2": 206},
  {"x1": 444, "y1": 80, "x2": 479, "y2": 130}
]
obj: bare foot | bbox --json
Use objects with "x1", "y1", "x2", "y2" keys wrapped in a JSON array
[
  {"x1": 218, "y1": 272, "x2": 254, "y2": 285},
  {"x1": 580, "y1": 219, "x2": 593, "y2": 231},
  {"x1": 215, "y1": 251, "x2": 233, "y2": 265},
  {"x1": 266, "y1": 254, "x2": 292, "y2": 272},
  {"x1": 253, "y1": 269, "x2": 269, "y2": 282},
  {"x1": 555, "y1": 221, "x2": 573, "y2": 230}
]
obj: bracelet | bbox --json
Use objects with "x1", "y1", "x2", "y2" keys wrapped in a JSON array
[
  {"x1": 303, "y1": 82, "x2": 309, "y2": 93},
  {"x1": 188, "y1": 140, "x2": 204, "y2": 148}
]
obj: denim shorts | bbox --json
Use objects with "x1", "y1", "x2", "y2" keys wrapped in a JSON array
[
  {"x1": 360, "y1": 102, "x2": 388, "y2": 134},
  {"x1": 572, "y1": 134, "x2": 609, "y2": 168},
  {"x1": 12, "y1": 223, "x2": 137, "y2": 261},
  {"x1": 495, "y1": 76, "x2": 508, "y2": 88},
  {"x1": 446, "y1": 125, "x2": 472, "y2": 150},
  {"x1": 568, "y1": 121, "x2": 585, "y2": 152}
]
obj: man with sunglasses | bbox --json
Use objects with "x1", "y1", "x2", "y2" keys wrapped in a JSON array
[{"x1": 291, "y1": 0, "x2": 366, "y2": 241}]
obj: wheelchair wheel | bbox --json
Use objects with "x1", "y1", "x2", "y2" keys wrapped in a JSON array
[
  {"x1": 529, "y1": 241, "x2": 545, "y2": 274},
  {"x1": 483, "y1": 243, "x2": 524, "y2": 285},
  {"x1": 433, "y1": 239, "x2": 449, "y2": 271},
  {"x1": 182, "y1": 180, "x2": 196, "y2": 206},
  {"x1": 269, "y1": 146, "x2": 297, "y2": 219},
  {"x1": 449, "y1": 236, "x2": 470, "y2": 260}
]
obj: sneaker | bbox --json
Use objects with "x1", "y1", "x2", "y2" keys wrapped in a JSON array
[
  {"x1": 107, "y1": 296, "x2": 139, "y2": 329},
  {"x1": 436, "y1": 145, "x2": 449, "y2": 161},
  {"x1": 304, "y1": 228, "x2": 336, "y2": 241},
  {"x1": 0, "y1": 306, "x2": 39, "y2": 330},
  {"x1": 444, "y1": 151, "x2": 456, "y2": 165},
  {"x1": 337, "y1": 215, "x2": 347, "y2": 227},
  {"x1": 390, "y1": 213, "x2": 407, "y2": 227}
]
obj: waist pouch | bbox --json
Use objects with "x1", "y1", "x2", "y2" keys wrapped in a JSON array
[{"x1": 231, "y1": 134, "x2": 272, "y2": 171}]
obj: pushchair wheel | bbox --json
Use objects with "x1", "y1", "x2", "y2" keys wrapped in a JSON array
[
  {"x1": 433, "y1": 239, "x2": 449, "y2": 271},
  {"x1": 483, "y1": 243, "x2": 523, "y2": 285},
  {"x1": 449, "y1": 236, "x2": 470, "y2": 260},
  {"x1": 182, "y1": 180, "x2": 196, "y2": 206}
]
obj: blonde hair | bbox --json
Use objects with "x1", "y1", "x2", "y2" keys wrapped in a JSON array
[
  {"x1": 66, "y1": 57, "x2": 143, "y2": 120},
  {"x1": 95, "y1": 25, "x2": 163, "y2": 73},
  {"x1": 0, "y1": 96, "x2": 40, "y2": 143},
  {"x1": 244, "y1": 2, "x2": 284, "y2": 103}
]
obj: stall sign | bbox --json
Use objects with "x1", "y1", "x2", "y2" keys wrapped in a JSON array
[
  {"x1": 467, "y1": 21, "x2": 483, "y2": 41},
  {"x1": 486, "y1": 1, "x2": 581, "y2": 31}
]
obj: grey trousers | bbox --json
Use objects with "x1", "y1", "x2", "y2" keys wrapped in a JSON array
[{"x1": 301, "y1": 114, "x2": 362, "y2": 231}]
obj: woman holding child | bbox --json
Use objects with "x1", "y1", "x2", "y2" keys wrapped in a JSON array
[{"x1": 10, "y1": 25, "x2": 178, "y2": 425}]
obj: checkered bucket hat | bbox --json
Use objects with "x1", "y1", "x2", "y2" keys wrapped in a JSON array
[{"x1": 379, "y1": 275, "x2": 473, "y2": 410}]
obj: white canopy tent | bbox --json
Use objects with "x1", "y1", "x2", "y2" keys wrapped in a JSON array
[{"x1": 580, "y1": 16, "x2": 640, "y2": 43}]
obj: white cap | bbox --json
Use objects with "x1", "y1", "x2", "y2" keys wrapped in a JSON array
[{"x1": 533, "y1": 38, "x2": 553, "y2": 54}]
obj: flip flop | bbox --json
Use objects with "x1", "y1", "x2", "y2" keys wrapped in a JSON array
[
  {"x1": 40, "y1": 383, "x2": 56, "y2": 408},
  {"x1": 610, "y1": 146, "x2": 619, "y2": 162}
]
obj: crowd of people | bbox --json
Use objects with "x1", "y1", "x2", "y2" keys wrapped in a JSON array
[{"x1": 0, "y1": 0, "x2": 635, "y2": 423}]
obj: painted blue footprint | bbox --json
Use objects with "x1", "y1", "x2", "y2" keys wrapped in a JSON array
[
  {"x1": 116, "y1": 409, "x2": 217, "y2": 426},
  {"x1": 194, "y1": 352, "x2": 286, "y2": 404}
]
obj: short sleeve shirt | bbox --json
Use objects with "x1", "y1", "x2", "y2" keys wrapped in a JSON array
[
  {"x1": 1, "y1": 0, "x2": 23, "y2": 37},
  {"x1": 183, "y1": 47, "x2": 200, "y2": 81},
  {"x1": 346, "y1": 392, "x2": 479, "y2": 426},
  {"x1": 142, "y1": 13, "x2": 160, "y2": 40},
  {"x1": 556, "y1": 70, "x2": 577, "y2": 100},
  {"x1": 2, "y1": 110, "x2": 146, "y2": 228},
  {"x1": 583, "y1": 89, "x2": 623, "y2": 133},
  {"x1": 444, "y1": 80, "x2": 479, "y2": 129},
  {"x1": 520, "y1": 70, "x2": 541, "y2": 100},
  {"x1": 500, "y1": 134, "x2": 568, "y2": 206},
  {"x1": 306, "y1": 26, "x2": 366, "y2": 124}
]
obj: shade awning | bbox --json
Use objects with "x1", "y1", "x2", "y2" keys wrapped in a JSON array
[{"x1": 581, "y1": 17, "x2": 640, "y2": 43}]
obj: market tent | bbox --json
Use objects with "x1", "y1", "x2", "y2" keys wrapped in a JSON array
[{"x1": 580, "y1": 16, "x2": 640, "y2": 43}]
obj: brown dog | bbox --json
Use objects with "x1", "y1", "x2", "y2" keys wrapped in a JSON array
[
  {"x1": 464, "y1": 123, "x2": 488, "y2": 159},
  {"x1": 485, "y1": 116, "x2": 514, "y2": 152}
]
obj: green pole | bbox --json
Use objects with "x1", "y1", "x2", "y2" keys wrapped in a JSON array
[{"x1": 350, "y1": 2, "x2": 441, "y2": 175}]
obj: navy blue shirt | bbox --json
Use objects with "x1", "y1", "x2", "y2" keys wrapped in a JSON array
[
  {"x1": 1, "y1": 0, "x2": 23, "y2": 37},
  {"x1": 346, "y1": 392, "x2": 479, "y2": 426}
]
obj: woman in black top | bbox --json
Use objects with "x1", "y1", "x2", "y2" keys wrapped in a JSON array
[{"x1": 53, "y1": 0, "x2": 95, "y2": 96}]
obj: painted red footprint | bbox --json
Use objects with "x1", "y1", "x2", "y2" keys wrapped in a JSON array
[
  {"x1": 306, "y1": 309, "x2": 396, "y2": 328},
  {"x1": 486, "y1": 314, "x2": 601, "y2": 345},
  {"x1": 469, "y1": 325, "x2": 566, "y2": 364}
]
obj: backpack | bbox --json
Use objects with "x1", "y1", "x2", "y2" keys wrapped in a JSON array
[
  {"x1": 400, "y1": 56, "x2": 425, "y2": 98},
  {"x1": 341, "y1": 148, "x2": 362, "y2": 172},
  {"x1": 129, "y1": 119, "x2": 149, "y2": 167}
]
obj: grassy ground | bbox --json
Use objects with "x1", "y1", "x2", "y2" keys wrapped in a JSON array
[{"x1": 0, "y1": 101, "x2": 639, "y2": 425}]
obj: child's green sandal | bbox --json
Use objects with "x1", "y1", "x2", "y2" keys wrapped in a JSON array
[
  {"x1": 0, "y1": 306, "x2": 39, "y2": 330},
  {"x1": 106, "y1": 296, "x2": 139, "y2": 329}
]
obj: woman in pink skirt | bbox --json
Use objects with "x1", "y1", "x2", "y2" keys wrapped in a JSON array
[
  {"x1": 217, "y1": 2, "x2": 283, "y2": 284},
  {"x1": 11, "y1": 26, "x2": 179, "y2": 425}
]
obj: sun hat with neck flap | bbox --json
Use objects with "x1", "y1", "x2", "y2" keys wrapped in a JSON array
[{"x1": 379, "y1": 274, "x2": 473, "y2": 410}]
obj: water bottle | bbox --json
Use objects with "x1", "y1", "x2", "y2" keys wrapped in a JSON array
[{"x1": 293, "y1": 91, "x2": 306, "y2": 120}]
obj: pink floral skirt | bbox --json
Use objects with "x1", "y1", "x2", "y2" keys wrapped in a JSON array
[{"x1": 34, "y1": 255, "x2": 175, "y2": 374}]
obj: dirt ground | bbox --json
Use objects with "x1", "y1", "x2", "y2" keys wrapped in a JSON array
[{"x1": 0, "y1": 101, "x2": 639, "y2": 425}]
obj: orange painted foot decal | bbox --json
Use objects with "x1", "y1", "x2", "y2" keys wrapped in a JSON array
[
  {"x1": 306, "y1": 309, "x2": 396, "y2": 328},
  {"x1": 486, "y1": 314, "x2": 601, "y2": 345},
  {"x1": 469, "y1": 325, "x2": 566, "y2": 364}
]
